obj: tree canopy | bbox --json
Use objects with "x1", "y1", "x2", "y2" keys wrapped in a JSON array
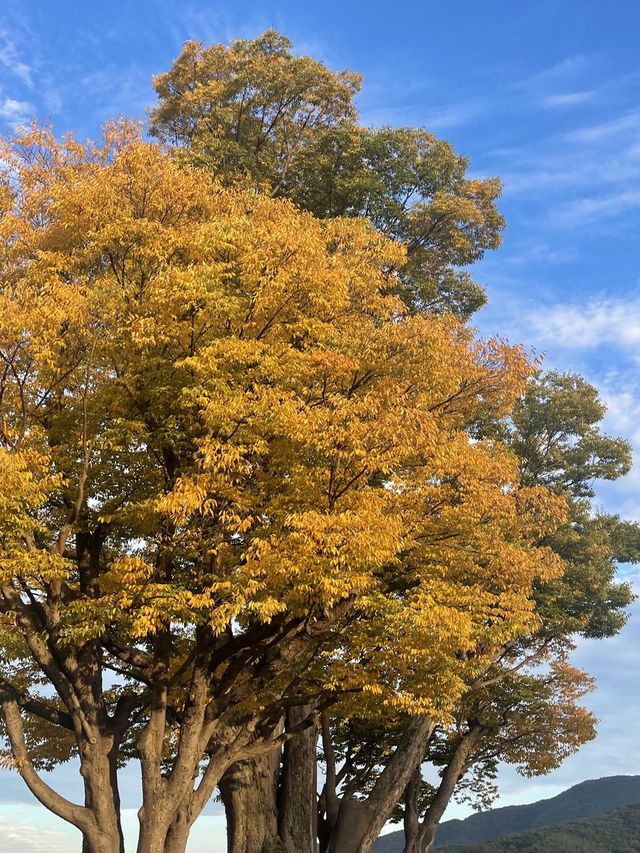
[
  {"x1": 150, "y1": 30, "x2": 504, "y2": 317},
  {"x1": 0, "y1": 120, "x2": 568, "y2": 853}
]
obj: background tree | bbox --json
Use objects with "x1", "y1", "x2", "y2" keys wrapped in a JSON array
[
  {"x1": 392, "y1": 371, "x2": 638, "y2": 853},
  {"x1": 149, "y1": 30, "x2": 504, "y2": 317}
]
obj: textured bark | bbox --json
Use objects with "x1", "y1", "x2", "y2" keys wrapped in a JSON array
[
  {"x1": 278, "y1": 706, "x2": 317, "y2": 853},
  {"x1": 136, "y1": 658, "x2": 227, "y2": 853},
  {"x1": 326, "y1": 715, "x2": 435, "y2": 853},
  {"x1": 318, "y1": 712, "x2": 341, "y2": 853},
  {"x1": 326, "y1": 799, "x2": 378, "y2": 853},
  {"x1": 219, "y1": 752, "x2": 282, "y2": 853},
  {"x1": 80, "y1": 736, "x2": 126, "y2": 853},
  {"x1": 402, "y1": 765, "x2": 422, "y2": 853},
  {"x1": 163, "y1": 809, "x2": 190, "y2": 853},
  {"x1": 2, "y1": 699, "x2": 124, "y2": 853}
]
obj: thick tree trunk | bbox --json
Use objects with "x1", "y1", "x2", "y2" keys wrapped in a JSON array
[
  {"x1": 326, "y1": 799, "x2": 379, "y2": 853},
  {"x1": 163, "y1": 809, "x2": 191, "y2": 853},
  {"x1": 326, "y1": 715, "x2": 435, "y2": 853},
  {"x1": 80, "y1": 736, "x2": 125, "y2": 853},
  {"x1": 137, "y1": 817, "x2": 174, "y2": 853},
  {"x1": 278, "y1": 706, "x2": 317, "y2": 853},
  {"x1": 219, "y1": 752, "x2": 282, "y2": 853}
]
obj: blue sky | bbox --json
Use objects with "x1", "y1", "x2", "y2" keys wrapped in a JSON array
[{"x1": 1, "y1": 1, "x2": 640, "y2": 850}]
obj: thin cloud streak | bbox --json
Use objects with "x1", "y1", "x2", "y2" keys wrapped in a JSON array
[
  {"x1": 542, "y1": 90, "x2": 595, "y2": 107},
  {"x1": 513, "y1": 295, "x2": 640, "y2": 351},
  {"x1": 0, "y1": 30, "x2": 33, "y2": 87}
]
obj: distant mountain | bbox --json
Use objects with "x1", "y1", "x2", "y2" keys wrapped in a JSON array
[
  {"x1": 374, "y1": 775, "x2": 640, "y2": 852},
  {"x1": 440, "y1": 803, "x2": 640, "y2": 852}
]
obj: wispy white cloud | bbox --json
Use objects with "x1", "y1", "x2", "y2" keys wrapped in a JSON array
[
  {"x1": 542, "y1": 90, "x2": 595, "y2": 108},
  {"x1": 361, "y1": 95, "x2": 490, "y2": 131},
  {"x1": 499, "y1": 240, "x2": 579, "y2": 266},
  {"x1": 553, "y1": 188, "x2": 640, "y2": 225},
  {"x1": 500, "y1": 146, "x2": 640, "y2": 196},
  {"x1": 520, "y1": 294, "x2": 640, "y2": 351},
  {"x1": 422, "y1": 100, "x2": 488, "y2": 130},
  {"x1": 487, "y1": 101, "x2": 640, "y2": 229},
  {"x1": 0, "y1": 30, "x2": 33, "y2": 87},
  {"x1": 514, "y1": 54, "x2": 590, "y2": 91},
  {"x1": 0, "y1": 806, "x2": 77, "y2": 853},
  {"x1": 0, "y1": 97, "x2": 34, "y2": 128},
  {"x1": 564, "y1": 110, "x2": 640, "y2": 143}
]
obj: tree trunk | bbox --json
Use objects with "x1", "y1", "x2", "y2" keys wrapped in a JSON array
[
  {"x1": 326, "y1": 799, "x2": 379, "y2": 853},
  {"x1": 419, "y1": 823, "x2": 438, "y2": 853},
  {"x1": 278, "y1": 706, "x2": 317, "y2": 853},
  {"x1": 80, "y1": 737, "x2": 125, "y2": 853},
  {"x1": 137, "y1": 816, "x2": 174, "y2": 853},
  {"x1": 326, "y1": 715, "x2": 435, "y2": 853},
  {"x1": 163, "y1": 809, "x2": 191, "y2": 853},
  {"x1": 402, "y1": 764, "x2": 422, "y2": 853},
  {"x1": 406, "y1": 725, "x2": 485, "y2": 853},
  {"x1": 219, "y1": 751, "x2": 282, "y2": 853}
]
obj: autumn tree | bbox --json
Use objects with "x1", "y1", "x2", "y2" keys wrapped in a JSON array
[
  {"x1": 148, "y1": 35, "x2": 507, "y2": 851},
  {"x1": 0, "y1": 123, "x2": 565, "y2": 853},
  {"x1": 146, "y1": 32, "x2": 638, "y2": 853},
  {"x1": 390, "y1": 371, "x2": 638, "y2": 853},
  {"x1": 238, "y1": 370, "x2": 636, "y2": 853}
]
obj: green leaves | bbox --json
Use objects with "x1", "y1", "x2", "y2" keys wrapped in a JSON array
[{"x1": 151, "y1": 32, "x2": 505, "y2": 319}]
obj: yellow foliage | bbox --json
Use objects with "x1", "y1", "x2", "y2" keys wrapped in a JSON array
[{"x1": 0, "y1": 122, "x2": 567, "y2": 718}]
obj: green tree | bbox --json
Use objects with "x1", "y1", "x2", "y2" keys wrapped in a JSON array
[
  {"x1": 150, "y1": 31, "x2": 504, "y2": 317},
  {"x1": 392, "y1": 371, "x2": 637, "y2": 853}
]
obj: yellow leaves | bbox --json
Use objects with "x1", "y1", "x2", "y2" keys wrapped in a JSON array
[
  {"x1": 0, "y1": 448, "x2": 59, "y2": 541},
  {"x1": 516, "y1": 485, "x2": 569, "y2": 538},
  {"x1": 0, "y1": 122, "x2": 572, "y2": 721},
  {"x1": 103, "y1": 555, "x2": 155, "y2": 586}
]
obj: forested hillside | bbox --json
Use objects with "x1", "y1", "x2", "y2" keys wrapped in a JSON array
[
  {"x1": 375, "y1": 776, "x2": 640, "y2": 850},
  {"x1": 440, "y1": 804, "x2": 640, "y2": 852}
]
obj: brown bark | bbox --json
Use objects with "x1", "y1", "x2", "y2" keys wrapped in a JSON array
[
  {"x1": 318, "y1": 711, "x2": 340, "y2": 853},
  {"x1": 402, "y1": 765, "x2": 422, "y2": 853},
  {"x1": 136, "y1": 657, "x2": 222, "y2": 853},
  {"x1": 80, "y1": 735, "x2": 126, "y2": 853},
  {"x1": 402, "y1": 725, "x2": 485, "y2": 853},
  {"x1": 219, "y1": 752, "x2": 282, "y2": 853},
  {"x1": 325, "y1": 714, "x2": 435, "y2": 853},
  {"x1": 278, "y1": 706, "x2": 317, "y2": 853}
]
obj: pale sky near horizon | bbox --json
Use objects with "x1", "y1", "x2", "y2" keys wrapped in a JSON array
[{"x1": 0, "y1": 1, "x2": 639, "y2": 850}]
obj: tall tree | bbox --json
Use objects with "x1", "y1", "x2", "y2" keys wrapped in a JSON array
[
  {"x1": 392, "y1": 371, "x2": 638, "y2": 853},
  {"x1": 149, "y1": 32, "x2": 635, "y2": 853},
  {"x1": 0, "y1": 124, "x2": 562, "y2": 853}
]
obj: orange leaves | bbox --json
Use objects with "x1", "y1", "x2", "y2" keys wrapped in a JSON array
[{"x1": 0, "y1": 122, "x2": 569, "y2": 721}]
